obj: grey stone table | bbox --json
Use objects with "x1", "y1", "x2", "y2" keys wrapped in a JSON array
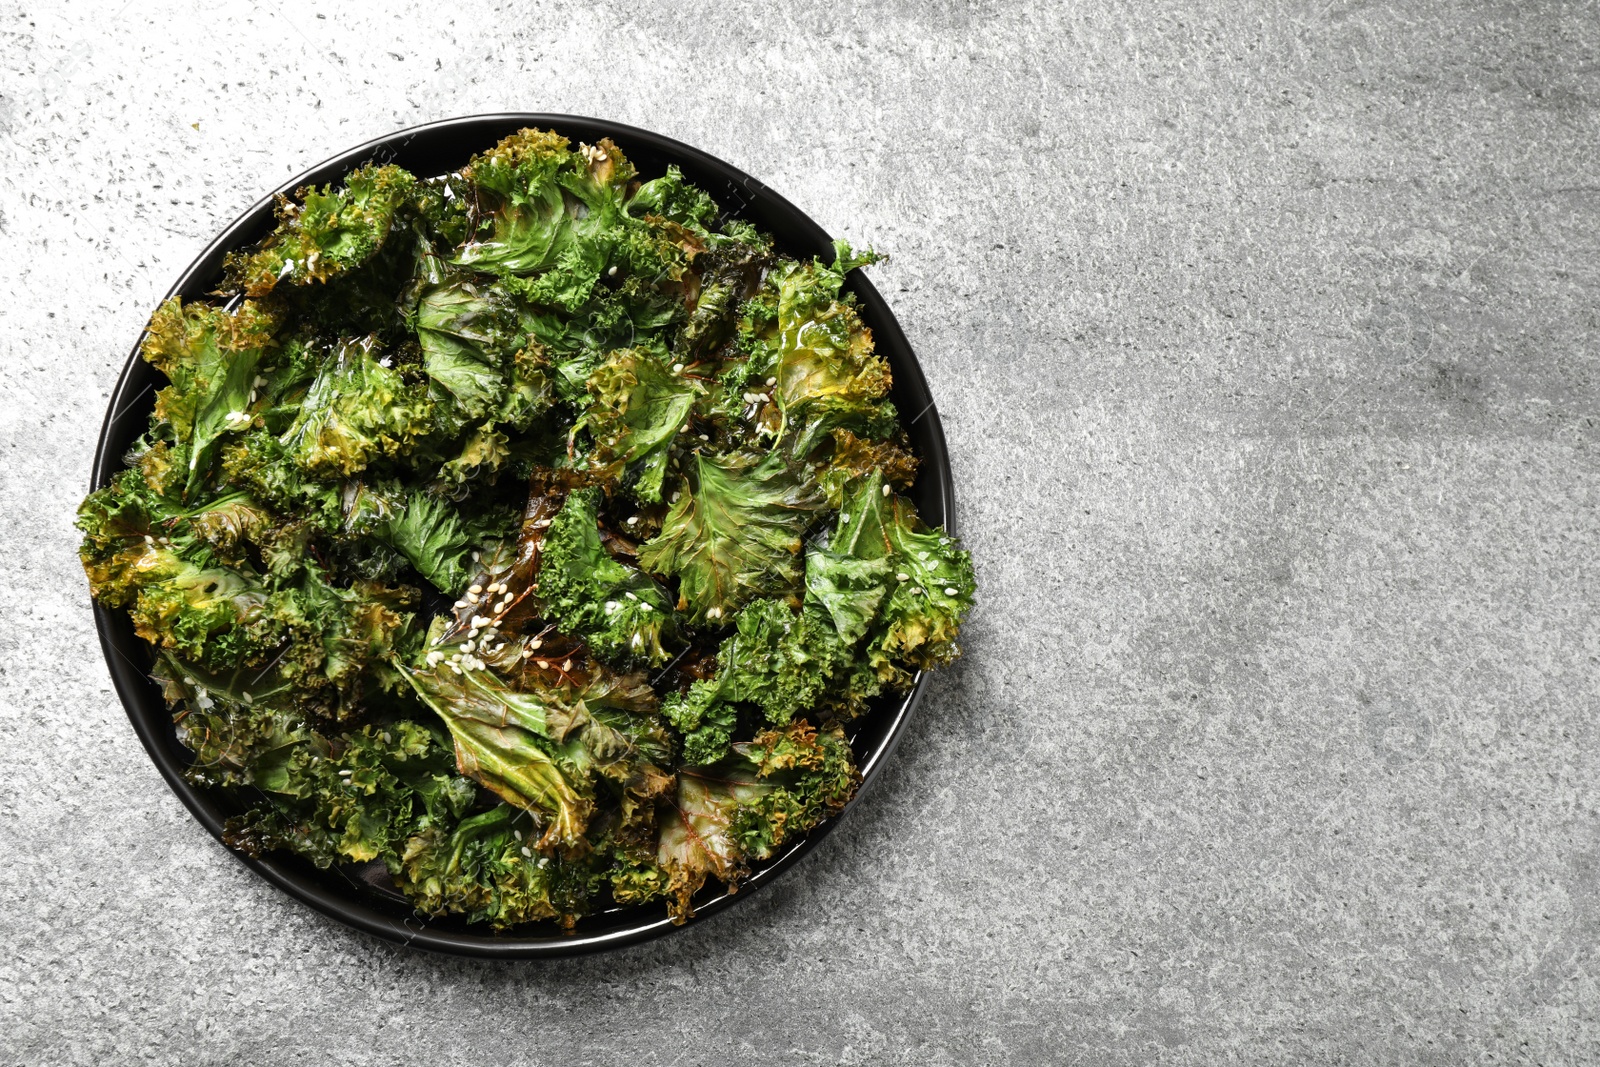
[{"x1": 2, "y1": 2, "x2": 1595, "y2": 1063}]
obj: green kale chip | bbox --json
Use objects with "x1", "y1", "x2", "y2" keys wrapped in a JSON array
[{"x1": 637, "y1": 449, "x2": 826, "y2": 625}]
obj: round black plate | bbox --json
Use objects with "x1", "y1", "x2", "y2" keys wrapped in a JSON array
[{"x1": 90, "y1": 114, "x2": 955, "y2": 958}]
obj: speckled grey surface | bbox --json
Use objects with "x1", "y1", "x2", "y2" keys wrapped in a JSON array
[{"x1": 3, "y1": 1, "x2": 1598, "y2": 1062}]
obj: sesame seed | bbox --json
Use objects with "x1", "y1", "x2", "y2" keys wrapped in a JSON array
[
  {"x1": 536, "y1": 660, "x2": 549, "y2": 669},
  {"x1": 468, "y1": 584, "x2": 482, "y2": 595},
  {"x1": 698, "y1": 434, "x2": 709, "y2": 442},
  {"x1": 561, "y1": 659, "x2": 572, "y2": 671},
  {"x1": 672, "y1": 363, "x2": 685, "y2": 373},
  {"x1": 765, "y1": 376, "x2": 776, "y2": 387},
  {"x1": 882, "y1": 484, "x2": 892, "y2": 497},
  {"x1": 521, "y1": 846, "x2": 533, "y2": 858},
  {"x1": 625, "y1": 591, "x2": 638, "y2": 600},
  {"x1": 639, "y1": 602, "x2": 652, "y2": 612},
  {"x1": 605, "y1": 601, "x2": 619, "y2": 612},
  {"x1": 467, "y1": 593, "x2": 480, "y2": 604},
  {"x1": 462, "y1": 639, "x2": 475, "y2": 653},
  {"x1": 945, "y1": 586, "x2": 959, "y2": 596},
  {"x1": 453, "y1": 600, "x2": 468, "y2": 609},
  {"x1": 897, "y1": 572, "x2": 910, "y2": 582},
  {"x1": 607, "y1": 265, "x2": 618, "y2": 277},
  {"x1": 450, "y1": 665, "x2": 462, "y2": 674},
  {"x1": 472, "y1": 550, "x2": 480, "y2": 561},
  {"x1": 529, "y1": 638, "x2": 542, "y2": 650},
  {"x1": 339, "y1": 768, "x2": 352, "y2": 776},
  {"x1": 627, "y1": 516, "x2": 638, "y2": 525},
  {"x1": 706, "y1": 606, "x2": 722, "y2": 620},
  {"x1": 840, "y1": 514, "x2": 851, "y2": 524},
  {"x1": 513, "y1": 830, "x2": 523, "y2": 841}
]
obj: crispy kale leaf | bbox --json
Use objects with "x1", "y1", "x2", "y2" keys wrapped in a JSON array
[
  {"x1": 414, "y1": 278, "x2": 539, "y2": 421},
  {"x1": 280, "y1": 336, "x2": 435, "y2": 477},
  {"x1": 393, "y1": 804, "x2": 607, "y2": 930},
  {"x1": 771, "y1": 241, "x2": 894, "y2": 456},
  {"x1": 578, "y1": 348, "x2": 700, "y2": 504},
  {"x1": 866, "y1": 493, "x2": 979, "y2": 681},
  {"x1": 227, "y1": 164, "x2": 418, "y2": 296},
  {"x1": 653, "y1": 721, "x2": 859, "y2": 921},
  {"x1": 217, "y1": 717, "x2": 474, "y2": 867},
  {"x1": 141, "y1": 298, "x2": 280, "y2": 499},
  {"x1": 637, "y1": 450, "x2": 825, "y2": 625},
  {"x1": 400, "y1": 644, "x2": 673, "y2": 851},
  {"x1": 536, "y1": 488, "x2": 680, "y2": 668}
]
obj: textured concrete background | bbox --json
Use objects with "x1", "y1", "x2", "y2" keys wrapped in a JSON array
[{"x1": 2, "y1": 0, "x2": 1597, "y2": 1062}]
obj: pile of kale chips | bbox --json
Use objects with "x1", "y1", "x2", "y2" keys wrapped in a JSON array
[{"x1": 78, "y1": 129, "x2": 975, "y2": 929}]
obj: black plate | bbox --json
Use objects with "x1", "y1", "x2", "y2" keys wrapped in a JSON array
[{"x1": 90, "y1": 113, "x2": 955, "y2": 958}]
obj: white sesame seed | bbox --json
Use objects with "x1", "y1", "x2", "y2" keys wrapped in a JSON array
[
  {"x1": 607, "y1": 265, "x2": 618, "y2": 276},
  {"x1": 698, "y1": 434, "x2": 709, "y2": 442},
  {"x1": 513, "y1": 829, "x2": 523, "y2": 841},
  {"x1": 529, "y1": 638, "x2": 542, "y2": 650},
  {"x1": 897, "y1": 572, "x2": 910, "y2": 582},
  {"x1": 462, "y1": 639, "x2": 475, "y2": 653},
  {"x1": 521, "y1": 846, "x2": 533, "y2": 858},
  {"x1": 765, "y1": 376, "x2": 776, "y2": 387},
  {"x1": 639, "y1": 602, "x2": 652, "y2": 612},
  {"x1": 561, "y1": 659, "x2": 572, "y2": 671},
  {"x1": 672, "y1": 363, "x2": 685, "y2": 373},
  {"x1": 625, "y1": 591, "x2": 638, "y2": 600},
  {"x1": 945, "y1": 586, "x2": 959, "y2": 596},
  {"x1": 144, "y1": 534, "x2": 154, "y2": 544},
  {"x1": 671, "y1": 491, "x2": 681, "y2": 502},
  {"x1": 339, "y1": 768, "x2": 352, "y2": 776},
  {"x1": 706, "y1": 606, "x2": 722, "y2": 620},
  {"x1": 471, "y1": 551, "x2": 480, "y2": 561},
  {"x1": 467, "y1": 593, "x2": 480, "y2": 604},
  {"x1": 627, "y1": 516, "x2": 638, "y2": 525},
  {"x1": 536, "y1": 660, "x2": 549, "y2": 669},
  {"x1": 605, "y1": 601, "x2": 619, "y2": 612},
  {"x1": 882, "y1": 484, "x2": 892, "y2": 497},
  {"x1": 472, "y1": 615, "x2": 489, "y2": 628},
  {"x1": 453, "y1": 600, "x2": 468, "y2": 609},
  {"x1": 468, "y1": 584, "x2": 482, "y2": 595}
]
